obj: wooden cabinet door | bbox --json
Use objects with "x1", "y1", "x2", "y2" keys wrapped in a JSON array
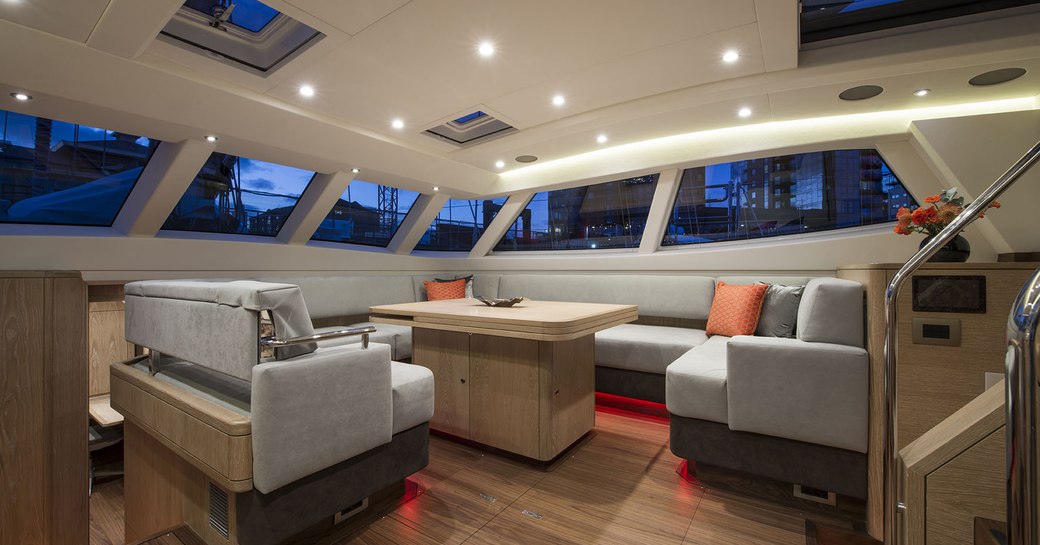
[
  {"x1": 412, "y1": 328, "x2": 470, "y2": 438},
  {"x1": 469, "y1": 335, "x2": 541, "y2": 459}
]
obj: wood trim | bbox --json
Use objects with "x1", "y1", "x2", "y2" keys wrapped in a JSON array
[
  {"x1": 89, "y1": 394, "x2": 124, "y2": 427},
  {"x1": 110, "y1": 363, "x2": 251, "y2": 436},
  {"x1": 835, "y1": 267, "x2": 886, "y2": 540},
  {"x1": 373, "y1": 313, "x2": 636, "y2": 342},
  {"x1": 111, "y1": 375, "x2": 253, "y2": 492}
]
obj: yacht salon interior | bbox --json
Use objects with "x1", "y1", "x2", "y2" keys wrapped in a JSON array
[{"x1": 2, "y1": 1, "x2": 1040, "y2": 544}]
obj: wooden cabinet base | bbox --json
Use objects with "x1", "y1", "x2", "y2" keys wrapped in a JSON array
[{"x1": 413, "y1": 328, "x2": 595, "y2": 461}]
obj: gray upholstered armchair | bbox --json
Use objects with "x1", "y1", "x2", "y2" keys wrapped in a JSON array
[{"x1": 114, "y1": 279, "x2": 433, "y2": 545}]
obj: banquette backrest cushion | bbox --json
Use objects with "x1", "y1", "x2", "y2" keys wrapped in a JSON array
[
  {"x1": 258, "y1": 275, "x2": 416, "y2": 320},
  {"x1": 125, "y1": 280, "x2": 317, "y2": 381},
  {"x1": 496, "y1": 274, "x2": 716, "y2": 320},
  {"x1": 795, "y1": 277, "x2": 865, "y2": 348}
]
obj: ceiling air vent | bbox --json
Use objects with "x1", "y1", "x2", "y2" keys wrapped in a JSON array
[{"x1": 424, "y1": 111, "x2": 517, "y2": 147}]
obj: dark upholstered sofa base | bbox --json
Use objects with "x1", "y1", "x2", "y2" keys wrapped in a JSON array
[
  {"x1": 235, "y1": 423, "x2": 429, "y2": 545},
  {"x1": 595, "y1": 366, "x2": 665, "y2": 403},
  {"x1": 669, "y1": 414, "x2": 866, "y2": 499}
]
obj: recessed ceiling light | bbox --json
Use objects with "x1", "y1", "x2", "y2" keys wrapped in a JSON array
[
  {"x1": 10, "y1": 92, "x2": 31, "y2": 101},
  {"x1": 391, "y1": 118, "x2": 404, "y2": 129},
  {"x1": 298, "y1": 84, "x2": 315, "y2": 97},
  {"x1": 477, "y1": 41, "x2": 495, "y2": 57},
  {"x1": 205, "y1": 135, "x2": 218, "y2": 142},
  {"x1": 596, "y1": 134, "x2": 608, "y2": 144},
  {"x1": 551, "y1": 95, "x2": 566, "y2": 107},
  {"x1": 913, "y1": 88, "x2": 930, "y2": 97},
  {"x1": 433, "y1": 186, "x2": 440, "y2": 191},
  {"x1": 494, "y1": 160, "x2": 505, "y2": 169},
  {"x1": 738, "y1": 107, "x2": 752, "y2": 118},
  {"x1": 515, "y1": 155, "x2": 538, "y2": 163},
  {"x1": 722, "y1": 50, "x2": 740, "y2": 63},
  {"x1": 351, "y1": 167, "x2": 360, "y2": 174}
]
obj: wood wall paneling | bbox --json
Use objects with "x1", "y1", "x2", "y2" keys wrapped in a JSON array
[
  {"x1": 0, "y1": 278, "x2": 46, "y2": 545},
  {"x1": 89, "y1": 301, "x2": 133, "y2": 397},
  {"x1": 0, "y1": 273, "x2": 88, "y2": 545},
  {"x1": 925, "y1": 429, "x2": 1005, "y2": 545}
]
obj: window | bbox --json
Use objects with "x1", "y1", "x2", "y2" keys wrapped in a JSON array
[
  {"x1": 415, "y1": 198, "x2": 508, "y2": 252},
  {"x1": 311, "y1": 180, "x2": 419, "y2": 247},
  {"x1": 494, "y1": 175, "x2": 658, "y2": 251},
  {"x1": 662, "y1": 149, "x2": 915, "y2": 246},
  {"x1": 161, "y1": 0, "x2": 323, "y2": 74},
  {"x1": 800, "y1": 0, "x2": 1040, "y2": 44},
  {"x1": 0, "y1": 109, "x2": 157, "y2": 226},
  {"x1": 183, "y1": 0, "x2": 279, "y2": 32},
  {"x1": 162, "y1": 153, "x2": 314, "y2": 237}
]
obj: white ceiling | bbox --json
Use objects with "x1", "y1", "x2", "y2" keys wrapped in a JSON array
[{"x1": 0, "y1": 0, "x2": 1037, "y2": 195}]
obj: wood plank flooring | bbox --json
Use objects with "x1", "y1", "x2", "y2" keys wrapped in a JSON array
[{"x1": 90, "y1": 409, "x2": 872, "y2": 545}]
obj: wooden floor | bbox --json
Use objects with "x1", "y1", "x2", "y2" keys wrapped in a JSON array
[{"x1": 90, "y1": 409, "x2": 872, "y2": 545}]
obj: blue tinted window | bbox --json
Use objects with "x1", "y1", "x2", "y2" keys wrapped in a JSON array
[
  {"x1": 494, "y1": 175, "x2": 658, "y2": 251},
  {"x1": 415, "y1": 198, "x2": 508, "y2": 252},
  {"x1": 162, "y1": 153, "x2": 314, "y2": 237},
  {"x1": 183, "y1": 0, "x2": 280, "y2": 32},
  {"x1": 311, "y1": 180, "x2": 419, "y2": 247},
  {"x1": 663, "y1": 149, "x2": 915, "y2": 246},
  {"x1": 0, "y1": 109, "x2": 157, "y2": 226},
  {"x1": 453, "y1": 111, "x2": 486, "y2": 125}
]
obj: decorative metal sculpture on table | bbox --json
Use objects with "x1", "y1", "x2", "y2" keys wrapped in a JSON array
[{"x1": 476, "y1": 295, "x2": 525, "y2": 307}]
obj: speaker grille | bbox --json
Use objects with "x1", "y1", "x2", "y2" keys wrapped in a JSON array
[{"x1": 208, "y1": 482, "x2": 230, "y2": 539}]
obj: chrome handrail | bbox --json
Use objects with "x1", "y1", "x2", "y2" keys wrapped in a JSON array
[
  {"x1": 1007, "y1": 267, "x2": 1040, "y2": 545},
  {"x1": 883, "y1": 141, "x2": 1040, "y2": 544},
  {"x1": 260, "y1": 325, "x2": 377, "y2": 350}
]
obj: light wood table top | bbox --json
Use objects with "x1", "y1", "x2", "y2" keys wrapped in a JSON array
[
  {"x1": 370, "y1": 298, "x2": 638, "y2": 341},
  {"x1": 89, "y1": 394, "x2": 124, "y2": 427}
]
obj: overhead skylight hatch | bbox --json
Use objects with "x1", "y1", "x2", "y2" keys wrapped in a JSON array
[
  {"x1": 159, "y1": 0, "x2": 324, "y2": 75},
  {"x1": 425, "y1": 111, "x2": 516, "y2": 147}
]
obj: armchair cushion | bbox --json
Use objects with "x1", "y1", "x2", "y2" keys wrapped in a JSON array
[
  {"x1": 726, "y1": 336, "x2": 868, "y2": 453},
  {"x1": 390, "y1": 362, "x2": 434, "y2": 434}
]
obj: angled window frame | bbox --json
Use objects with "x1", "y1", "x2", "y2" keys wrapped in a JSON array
[
  {"x1": 414, "y1": 197, "x2": 509, "y2": 253},
  {"x1": 310, "y1": 179, "x2": 421, "y2": 248}
]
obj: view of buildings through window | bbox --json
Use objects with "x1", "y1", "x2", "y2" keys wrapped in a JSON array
[
  {"x1": 311, "y1": 180, "x2": 420, "y2": 247},
  {"x1": 0, "y1": 109, "x2": 157, "y2": 226},
  {"x1": 494, "y1": 175, "x2": 659, "y2": 251},
  {"x1": 416, "y1": 198, "x2": 508, "y2": 252},
  {"x1": 663, "y1": 149, "x2": 915, "y2": 246},
  {"x1": 162, "y1": 152, "x2": 314, "y2": 237}
]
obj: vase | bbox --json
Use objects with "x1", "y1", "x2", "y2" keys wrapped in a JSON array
[{"x1": 919, "y1": 234, "x2": 971, "y2": 262}]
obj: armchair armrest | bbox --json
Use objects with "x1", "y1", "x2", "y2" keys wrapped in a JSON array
[
  {"x1": 726, "y1": 336, "x2": 868, "y2": 453},
  {"x1": 251, "y1": 343, "x2": 393, "y2": 493}
]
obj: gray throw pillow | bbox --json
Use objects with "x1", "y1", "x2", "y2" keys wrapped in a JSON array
[{"x1": 755, "y1": 284, "x2": 803, "y2": 338}]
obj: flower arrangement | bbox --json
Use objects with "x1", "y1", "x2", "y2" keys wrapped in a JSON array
[{"x1": 893, "y1": 188, "x2": 1000, "y2": 236}]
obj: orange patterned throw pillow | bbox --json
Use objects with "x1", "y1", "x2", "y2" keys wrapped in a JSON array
[
  {"x1": 425, "y1": 279, "x2": 467, "y2": 301},
  {"x1": 705, "y1": 281, "x2": 769, "y2": 337}
]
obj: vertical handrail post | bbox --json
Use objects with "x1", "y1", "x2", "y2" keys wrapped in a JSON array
[{"x1": 1006, "y1": 268, "x2": 1040, "y2": 545}]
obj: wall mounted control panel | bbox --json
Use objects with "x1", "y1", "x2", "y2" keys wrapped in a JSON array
[{"x1": 911, "y1": 317, "x2": 962, "y2": 346}]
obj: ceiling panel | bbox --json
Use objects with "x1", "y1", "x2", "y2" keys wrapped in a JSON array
[
  {"x1": 0, "y1": 0, "x2": 111, "y2": 43},
  {"x1": 282, "y1": 0, "x2": 410, "y2": 35}
]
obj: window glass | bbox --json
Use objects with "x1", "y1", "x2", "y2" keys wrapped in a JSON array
[
  {"x1": 0, "y1": 109, "x2": 157, "y2": 226},
  {"x1": 311, "y1": 180, "x2": 420, "y2": 247},
  {"x1": 162, "y1": 153, "x2": 314, "y2": 237},
  {"x1": 663, "y1": 149, "x2": 915, "y2": 246},
  {"x1": 494, "y1": 175, "x2": 658, "y2": 251},
  {"x1": 183, "y1": 0, "x2": 279, "y2": 32},
  {"x1": 415, "y1": 198, "x2": 508, "y2": 252}
]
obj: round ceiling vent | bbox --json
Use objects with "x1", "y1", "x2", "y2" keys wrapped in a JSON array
[
  {"x1": 839, "y1": 85, "x2": 884, "y2": 101},
  {"x1": 969, "y1": 67, "x2": 1027, "y2": 86},
  {"x1": 515, "y1": 155, "x2": 538, "y2": 163}
]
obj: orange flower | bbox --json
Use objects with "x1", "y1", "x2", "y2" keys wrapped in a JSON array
[
  {"x1": 990, "y1": 201, "x2": 1002, "y2": 208},
  {"x1": 924, "y1": 195, "x2": 941, "y2": 204},
  {"x1": 896, "y1": 207, "x2": 911, "y2": 221},
  {"x1": 911, "y1": 207, "x2": 938, "y2": 225},
  {"x1": 893, "y1": 224, "x2": 911, "y2": 235},
  {"x1": 937, "y1": 203, "x2": 961, "y2": 224}
]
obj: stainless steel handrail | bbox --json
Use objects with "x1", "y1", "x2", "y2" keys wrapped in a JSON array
[
  {"x1": 1007, "y1": 267, "x2": 1040, "y2": 545},
  {"x1": 260, "y1": 325, "x2": 377, "y2": 350},
  {"x1": 883, "y1": 141, "x2": 1040, "y2": 544}
]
